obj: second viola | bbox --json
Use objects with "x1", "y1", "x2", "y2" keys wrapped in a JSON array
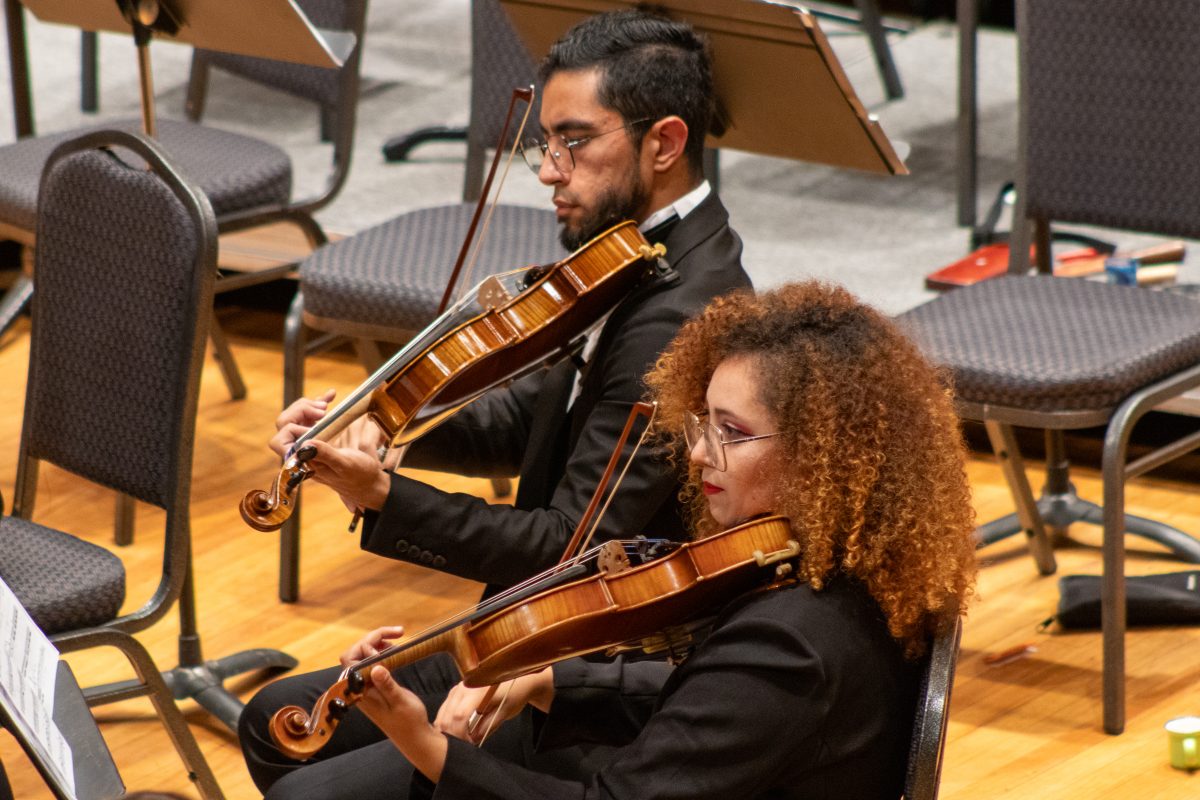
[{"x1": 241, "y1": 220, "x2": 667, "y2": 532}]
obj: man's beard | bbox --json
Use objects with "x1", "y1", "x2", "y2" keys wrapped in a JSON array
[{"x1": 558, "y1": 169, "x2": 649, "y2": 252}]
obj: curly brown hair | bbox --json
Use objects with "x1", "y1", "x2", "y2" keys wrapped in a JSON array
[{"x1": 645, "y1": 282, "x2": 976, "y2": 657}]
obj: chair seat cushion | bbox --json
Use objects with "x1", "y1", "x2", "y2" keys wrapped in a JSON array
[
  {"x1": 0, "y1": 516, "x2": 125, "y2": 635},
  {"x1": 301, "y1": 203, "x2": 564, "y2": 334},
  {"x1": 0, "y1": 118, "x2": 292, "y2": 232},
  {"x1": 898, "y1": 275, "x2": 1200, "y2": 412}
]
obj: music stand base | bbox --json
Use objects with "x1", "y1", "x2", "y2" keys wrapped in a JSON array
[
  {"x1": 382, "y1": 125, "x2": 467, "y2": 162},
  {"x1": 977, "y1": 485, "x2": 1200, "y2": 563},
  {"x1": 85, "y1": 647, "x2": 297, "y2": 732},
  {"x1": 165, "y1": 648, "x2": 298, "y2": 730}
]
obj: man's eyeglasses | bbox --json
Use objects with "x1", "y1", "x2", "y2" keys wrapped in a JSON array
[
  {"x1": 683, "y1": 412, "x2": 783, "y2": 473},
  {"x1": 521, "y1": 118, "x2": 654, "y2": 176}
]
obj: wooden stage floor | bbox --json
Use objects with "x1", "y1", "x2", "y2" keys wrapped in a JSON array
[{"x1": 2, "y1": 306, "x2": 1200, "y2": 799}]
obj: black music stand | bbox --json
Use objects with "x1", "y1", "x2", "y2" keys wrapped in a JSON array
[
  {"x1": 3, "y1": 0, "x2": 354, "y2": 733},
  {"x1": 0, "y1": 0, "x2": 352, "y2": 335},
  {"x1": 499, "y1": 0, "x2": 906, "y2": 175},
  {"x1": 1, "y1": 661, "x2": 126, "y2": 800},
  {"x1": 380, "y1": 0, "x2": 908, "y2": 163},
  {"x1": 15, "y1": 0, "x2": 351, "y2": 137}
]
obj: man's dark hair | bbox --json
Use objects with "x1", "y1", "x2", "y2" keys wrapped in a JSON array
[{"x1": 539, "y1": 9, "x2": 717, "y2": 177}]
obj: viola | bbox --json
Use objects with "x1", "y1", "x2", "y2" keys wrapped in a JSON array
[
  {"x1": 239, "y1": 221, "x2": 667, "y2": 531},
  {"x1": 268, "y1": 514, "x2": 799, "y2": 760}
]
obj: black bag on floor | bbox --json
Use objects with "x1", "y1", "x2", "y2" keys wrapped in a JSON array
[{"x1": 1052, "y1": 571, "x2": 1200, "y2": 629}]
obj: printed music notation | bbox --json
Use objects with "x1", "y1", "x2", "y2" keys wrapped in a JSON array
[{"x1": 0, "y1": 575, "x2": 75, "y2": 797}]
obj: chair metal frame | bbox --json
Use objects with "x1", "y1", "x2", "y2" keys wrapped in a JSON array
[
  {"x1": 8, "y1": 131, "x2": 299, "y2": 798},
  {"x1": 904, "y1": 617, "x2": 962, "y2": 800},
  {"x1": 8, "y1": 129, "x2": 226, "y2": 798},
  {"x1": 1, "y1": 0, "x2": 366, "y2": 549},
  {"x1": 950, "y1": 0, "x2": 1200, "y2": 735}
]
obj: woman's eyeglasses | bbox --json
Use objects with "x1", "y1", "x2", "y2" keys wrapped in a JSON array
[
  {"x1": 683, "y1": 412, "x2": 783, "y2": 472},
  {"x1": 521, "y1": 118, "x2": 654, "y2": 176}
]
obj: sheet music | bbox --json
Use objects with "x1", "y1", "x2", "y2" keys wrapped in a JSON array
[{"x1": 0, "y1": 575, "x2": 77, "y2": 798}]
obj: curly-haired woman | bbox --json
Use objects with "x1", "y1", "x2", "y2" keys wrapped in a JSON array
[{"x1": 353, "y1": 282, "x2": 978, "y2": 799}]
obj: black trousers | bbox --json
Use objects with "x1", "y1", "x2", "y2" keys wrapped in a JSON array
[{"x1": 239, "y1": 653, "x2": 610, "y2": 799}]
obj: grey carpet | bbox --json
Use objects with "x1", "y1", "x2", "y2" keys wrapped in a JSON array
[{"x1": 1, "y1": 1, "x2": 1192, "y2": 316}]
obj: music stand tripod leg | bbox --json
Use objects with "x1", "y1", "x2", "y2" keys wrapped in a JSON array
[
  {"x1": 84, "y1": 559, "x2": 297, "y2": 733},
  {"x1": 382, "y1": 125, "x2": 468, "y2": 162}
]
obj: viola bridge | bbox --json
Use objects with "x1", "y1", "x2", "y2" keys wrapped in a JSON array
[
  {"x1": 595, "y1": 538, "x2": 678, "y2": 575},
  {"x1": 478, "y1": 275, "x2": 515, "y2": 309}
]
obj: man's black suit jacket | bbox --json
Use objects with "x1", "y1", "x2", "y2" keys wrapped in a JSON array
[{"x1": 359, "y1": 192, "x2": 750, "y2": 589}]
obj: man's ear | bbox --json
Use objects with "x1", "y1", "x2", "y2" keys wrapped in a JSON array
[{"x1": 645, "y1": 116, "x2": 689, "y2": 173}]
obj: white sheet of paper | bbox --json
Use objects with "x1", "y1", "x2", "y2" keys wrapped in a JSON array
[
  {"x1": 0, "y1": 576, "x2": 76, "y2": 797},
  {"x1": 0, "y1": 578, "x2": 59, "y2": 702}
]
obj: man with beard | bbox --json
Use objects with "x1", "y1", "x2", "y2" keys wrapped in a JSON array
[{"x1": 238, "y1": 10, "x2": 750, "y2": 798}]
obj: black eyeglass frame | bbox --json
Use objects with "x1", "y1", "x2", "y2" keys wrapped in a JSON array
[{"x1": 521, "y1": 117, "x2": 656, "y2": 175}]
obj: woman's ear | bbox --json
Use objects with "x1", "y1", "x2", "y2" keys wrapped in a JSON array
[{"x1": 645, "y1": 115, "x2": 689, "y2": 174}]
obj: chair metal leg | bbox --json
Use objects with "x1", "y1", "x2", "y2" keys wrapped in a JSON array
[
  {"x1": 207, "y1": 311, "x2": 246, "y2": 401},
  {"x1": 1100, "y1": 397, "x2": 1144, "y2": 736},
  {"x1": 5, "y1": 0, "x2": 35, "y2": 140},
  {"x1": 1097, "y1": 364, "x2": 1200, "y2": 734},
  {"x1": 84, "y1": 565, "x2": 296, "y2": 735},
  {"x1": 463, "y1": 136, "x2": 485, "y2": 203},
  {"x1": 113, "y1": 492, "x2": 135, "y2": 546},
  {"x1": 184, "y1": 53, "x2": 210, "y2": 121},
  {"x1": 956, "y1": 0, "x2": 978, "y2": 228},
  {"x1": 279, "y1": 291, "x2": 307, "y2": 603},
  {"x1": 279, "y1": 510, "x2": 302, "y2": 604},
  {"x1": 0, "y1": 272, "x2": 32, "y2": 340},
  {"x1": 80, "y1": 31, "x2": 98, "y2": 113},
  {"x1": 320, "y1": 105, "x2": 335, "y2": 143},
  {"x1": 981, "y1": 421, "x2": 1056, "y2": 574},
  {"x1": 160, "y1": 647, "x2": 298, "y2": 732},
  {"x1": 853, "y1": 0, "x2": 903, "y2": 100},
  {"x1": 1101, "y1": 443, "x2": 1128, "y2": 736},
  {"x1": 63, "y1": 629, "x2": 226, "y2": 800},
  {"x1": 977, "y1": 427, "x2": 1200, "y2": 564}
]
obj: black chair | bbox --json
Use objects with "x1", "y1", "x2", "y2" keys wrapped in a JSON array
[
  {"x1": 1, "y1": 0, "x2": 366, "y2": 550},
  {"x1": 898, "y1": 0, "x2": 1200, "y2": 735},
  {"x1": 904, "y1": 618, "x2": 962, "y2": 800},
  {"x1": 0, "y1": 0, "x2": 368, "y2": 402},
  {"x1": 0, "y1": 130, "x2": 299, "y2": 798},
  {"x1": 275, "y1": 0, "x2": 564, "y2": 603}
]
